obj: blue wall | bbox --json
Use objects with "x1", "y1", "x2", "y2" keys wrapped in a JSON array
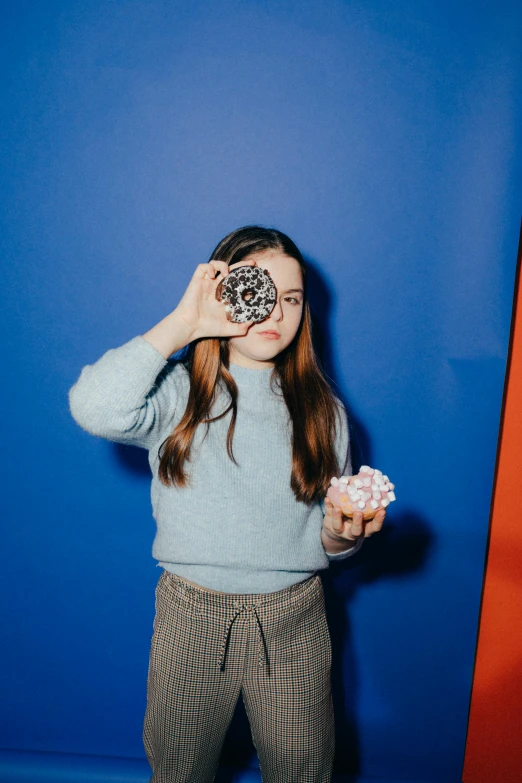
[{"x1": 1, "y1": 1, "x2": 521, "y2": 781}]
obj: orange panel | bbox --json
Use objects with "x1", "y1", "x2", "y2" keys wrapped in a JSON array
[{"x1": 463, "y1": 225, "x2": 522, "y2": 783}]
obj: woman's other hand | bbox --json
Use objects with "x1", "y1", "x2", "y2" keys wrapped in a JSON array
[{"x1": 321, "y1": 497, "x2": 386, "y2": 553}]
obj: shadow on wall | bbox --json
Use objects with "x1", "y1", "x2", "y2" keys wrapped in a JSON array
[
  {"x1": 324, "y1": 513, "x2": 433, "y2": 774},
  {"x1": 111, "y1": 259, "x2": 434, "y2": 776},
  {"x1": 305, "y1": 257, "x2": 434, "y2": 773}
]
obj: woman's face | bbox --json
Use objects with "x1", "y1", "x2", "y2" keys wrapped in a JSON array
[{"x1": 227, "y1": 249, "x2": 304, "y2": 369}]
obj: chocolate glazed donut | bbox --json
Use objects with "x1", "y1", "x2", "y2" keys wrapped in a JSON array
[{"x1": 215, "y1": 265, "x2": 277, "y2": 323}]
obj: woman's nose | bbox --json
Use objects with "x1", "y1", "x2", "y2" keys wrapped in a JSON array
[{"x1": 270, "y1": 299, "x2": 283, "y2": 321}]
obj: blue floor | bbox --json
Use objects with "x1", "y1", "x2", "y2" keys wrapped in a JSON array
[
  {"x1": 0, "y1": 751, "x2": 264, "y2": 783},
  {"x1": 0, "y1": 749, "x2": 461, "y2": 783}
]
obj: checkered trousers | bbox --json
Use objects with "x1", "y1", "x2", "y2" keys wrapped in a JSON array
[{"x1": 143, "y1": 570, "x2": 335, "y2": 783}]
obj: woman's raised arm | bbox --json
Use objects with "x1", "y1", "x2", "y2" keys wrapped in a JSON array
[
  {"x1": 68, "y1": 260, "x2": 255, "y2": 449},
  {"x1": 142, "y1": 260, "x2": 255, "y2": 358},
  {"x1": 68, "y1": 335, "x2": 173, "y2": 450}
]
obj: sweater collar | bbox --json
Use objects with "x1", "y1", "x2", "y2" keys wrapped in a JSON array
[{"x1": 228, "y1": 361, "x2": 278, "y2": 389}]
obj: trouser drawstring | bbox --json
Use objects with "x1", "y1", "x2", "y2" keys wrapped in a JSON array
[{"x1": 218, "y1": 604, "x2": 270, "y2": 675}]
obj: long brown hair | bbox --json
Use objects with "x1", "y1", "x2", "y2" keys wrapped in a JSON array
[{"x1": 158, "y1": 226, "x2": 345, "y2": 504}]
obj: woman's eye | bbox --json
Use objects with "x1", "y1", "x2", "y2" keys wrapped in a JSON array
[{"x1": 284, "y1": 297, "x2": 301, "y2": 305}]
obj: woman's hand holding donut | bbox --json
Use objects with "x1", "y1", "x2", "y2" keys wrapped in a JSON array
[
  {"x1": 173, "y1": 260, "x2": 257, "y2": 341},
  {"x1": 321, "y1": 497, "x2": 386, "y2": 554},
  {"x1": 142, "y1": 260, "x2": 256, "y2": 359}
]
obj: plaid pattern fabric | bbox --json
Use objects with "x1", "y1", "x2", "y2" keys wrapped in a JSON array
[{"x1": 143, "y1": 570, "x2": 335, "y2": 783}]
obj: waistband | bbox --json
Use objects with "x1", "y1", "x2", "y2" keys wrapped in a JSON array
[
  {"x1": 161, "y1": 570, "x2": 320, "y2": 610},
  {"x1": 159, "y1": 570, "x2": 322, "y2": 675}
]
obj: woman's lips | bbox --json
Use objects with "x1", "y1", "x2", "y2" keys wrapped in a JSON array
[{"x1": 257, "y1": 330, "x2": 281, "y2": 339}]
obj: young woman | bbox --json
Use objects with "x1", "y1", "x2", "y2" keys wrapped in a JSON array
[{"x1": 69, "y1": 225, "x2": 385, "y2": 783}]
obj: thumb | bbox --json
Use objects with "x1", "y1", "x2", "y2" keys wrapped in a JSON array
[
  {"x1": 237, "y1": 321, "x2": 255, "y2": 334},
  {"x1": 226, "y1": 319, "x2": 255, "y2": 336}
]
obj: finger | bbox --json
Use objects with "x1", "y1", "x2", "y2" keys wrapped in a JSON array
[
  {"x1": 363, "y1": 511, "x2": 385, "y2": 537},
  {"x1": 235, "y1": 320, "x2": 255, "y2": 335},
  {"x1": 220, "y1": 258, "x2": 258, "y2": 279},
  {"x1": 208, "y1": 260, "x2": 230, "y2": 279},
  {"x1": 350, "y1": 511, "x2": 364, "y2": 538},
  {"x1": 375, "y1": 509, "x2": 386, "y2": 526},
  {"x1": 194, "y1": 263, "x2": 215, "y2": 280},
  {"x1": 331, "y1": 506, "x2": 344, "y2": 534},
  {"x1": 224, "y1": 319, "x2": 255, "y2": 336},
  {"x1": 231, "y1": 257, "x2": 258, "y2": 268},
  {"x1": 365, "y1": 510, "x2": 386, "y2": 536}
]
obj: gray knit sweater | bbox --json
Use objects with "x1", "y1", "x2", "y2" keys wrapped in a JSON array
[{"x1": 68, "y1": 335, "x2": 363, "y2": 593}]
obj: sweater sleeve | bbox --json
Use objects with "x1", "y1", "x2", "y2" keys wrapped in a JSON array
[
  {"x1": 68, "y1": 335, "x2": 178, "y2": 451},
  {"x1": 323, "y1": 401, "x2": 364, "y2": 560},
  {"x1": 325, "y1": 534, "x2": 364, "y2": 559}
]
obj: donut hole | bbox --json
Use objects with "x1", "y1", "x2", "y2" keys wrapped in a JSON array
[{"x1": 241, "y1": 289, "x2": 256, "y2": 303}]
